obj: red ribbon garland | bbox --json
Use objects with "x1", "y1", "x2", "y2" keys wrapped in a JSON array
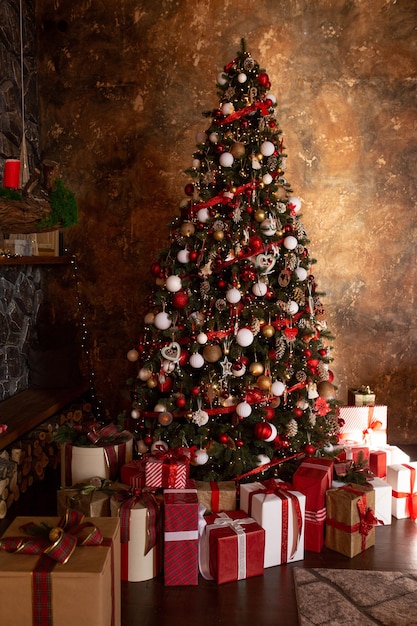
[
  {"x1": 215, "y1": 100, "x2": 270, "y2": 125},
  {"x1": 234, "y1": 453, "x2": 305, "y2": 482}
]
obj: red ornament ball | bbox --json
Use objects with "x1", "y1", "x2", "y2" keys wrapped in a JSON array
[
  {"x1": 304, "y1": 443, "x2": 316, "y2": 456},
  {"x1": 158, "y1": 376, "x2": 173, "y2": 393},
  {"x1": 150, "y1": 262, "x2": 161, "y2": 277},
  {"x1": 189, "y1": 250, "x2": 198, "y2": 262},
  {"x1": 218, "y1": 433, "x2": 229, "y2": 444},
  {"x1": 249, "y1": 235, "x2": 263, "y2": 253},
  {"x1": 254, "y1": 422, "x2": 273, "y2": 441},
  {"x1": 175, "y1": 395, "x2": 186, "y2": 408},
  {"x1": 263, "y1": 405, "x2": 275, "y2": 421},
  {"x1": 178, "y1": 349, "x2": 189, "y2": 366},
  {"x1": 338, "y1": 418, "x2": 345, "y2": 428},
  {"x1": 235, "y1": 438, "x2": 245, "y2": 448},
  {"x1": 143, "y1": 434, "x2": 153, "y2": 446},
  {"x1": 293, "y1": 408, "x2": 303, "y2": 419},
  {"x1": 184, "y1": 183, "x2": 194, "y2": 196},
  {"x1": 172, "y1": 290, "x2": 189, "y2": 309},
  {"x1": 258, "y1": 72, "x2": 269, "y2": 86}
]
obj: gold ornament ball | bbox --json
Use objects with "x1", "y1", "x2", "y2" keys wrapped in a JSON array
[
  {"x1": 254, "y1": 208, "x2": 266, "y2": 222},
  {"x1": 249, "y1": 361, "x2": 264, "y2": 376},
  {"x1": 180, "y1": 221, "x2": 195, "y2": 237},
  {"x1": 271, "y1": 397, "x2": 281, "y2": 408},
  {"x1": 257, "y1": 375, "x2": 272, "y2": 391},
  {"x1": 262, "y1": 324, "x2": 275, "y2": 338},
  {"x1": 213, "y1": 229, "x2": 224, "y2": 241},
  {"x1": 203, "y1": 344, "x2": 223, "y2": 363},
  {"x1": 317, "y1": 381, "x2": 335, "y2": 399},
  {"x1": 158, "y1": 411, "x2": 174, "y2": 426},
  {"x1": 147, "y1": 376, "x2": 158, "y2": 389},
  {"x1": 230, "y1": 142, "x2": 246, "y2": 158}
]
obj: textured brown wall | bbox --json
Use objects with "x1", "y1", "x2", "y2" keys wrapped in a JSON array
[{"x1": 35, "y1": 0, "x2": 417, "y2": 443}]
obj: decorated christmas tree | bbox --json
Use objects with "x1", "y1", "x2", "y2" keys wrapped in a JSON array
[{"x1": 124, "y1": 41, "x2": 340, "y2": 481}]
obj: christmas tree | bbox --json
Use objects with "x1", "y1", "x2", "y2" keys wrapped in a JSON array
[{"x1": 125, "y1": 41, "x2": 340, "y2": 481}]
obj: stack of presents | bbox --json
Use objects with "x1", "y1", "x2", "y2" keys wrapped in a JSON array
[{"x1": 0, "y1": 387, "x2": 416, "y2": 625}]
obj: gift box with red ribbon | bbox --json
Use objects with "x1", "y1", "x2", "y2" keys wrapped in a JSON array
[
  {"x1": 338, "y1": 444, "x2": 370, "y2": 465},
  {"x1": 60, "y1": 423, "x2": 134, "y2": 487},
  {"x1": 163, "y1": 486, "x2": 200, "y2": 585},
  {"x1": 325, "y1": 483, "x2": 380, "y2": 557},
  {"x1": 239, "y1": 478, "x2": 305, "y2": 568},
  {"x1": 386, "y1": 462, "x2": 417, "y2": 520},
  {"x1": 0, "y1": 512, "x2": 120, "y2": 626},
  {"x1": 110, "y1": 487, "x2": 162, "y2": 582},
  {"x1": 194, "y1": 480, "x2": 237, "y2": 514},
  {"x1": 145, "y1": 448, "x2": 190, "y2": 489},
  {"x1": 332, "y1": 476, "x2": 392, "y2": 525},
  {"x1": 120, "y1": 458, "x2": 147, "y2": 489},
  {"x1": 199, "y1": 510, "x2": 265, "y2": 584},
  {"x1": 292, "y1": 457, "x2": 333, "y2": 552},
  {"x1": 338, "y1": 405, "x2": 387, "y2": 448},
  {"x1": 57, "y1": 479, "x2": 129, "y2": 517}
]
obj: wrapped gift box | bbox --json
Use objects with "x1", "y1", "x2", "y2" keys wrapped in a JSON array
[
  {"x1": 57, "y1": 480, "x2": 129, "y2": 517},
  {"x1": 146, "y1": 450, "x2": 190, "y2": 489},
  {"x1": 292, "y1": 457, "x2": 333, "y2": 552},
  {"x1": 347, "y1": 387, "x2": 376, "y2": 407},
  {"x1": 338, "y1": 444, "x2": 370, "y2": 464},
  {"x1": 164, "y1": 486, "x2": 199, "y2": 585},
  {"x1": 369, "y1": 450, "x2": 387, "y2": 478},
  {"x1": 386, "y1": 462, "x2": 417, "y2": 520},
  {"x1": 381, "y1": 445, "x2": 410, "y2": 465},
  {"x1": 61, "y1": 434, "x2": 134, "y2": 487},
  {"x1": 332, "y1": 477, "x2": 392, "y2": 525},
  {"x1": 199, "y1": 510, "x2": 265, "y2": 584},
  {"x1": 338, "y1": 405, "x2": 387, "y2": 448},
  {"x1": 326, "y1": 484, "x2": 378, "y2": 557},
  {"x1": 110, "y1": 489, "x2": 162, "y2": 582},
  {"x1": 0, "y1": 515, "x2": 120, "y2": 626},
  {"x1": 240, "y1": 479, "x2": 305, "y2": 568},
  {"x1": 120, "y1": 458, "x2": 147, "y2": 488},
  {"x1": 194, "y1": 480, "x2": 237, "y2": 514}
]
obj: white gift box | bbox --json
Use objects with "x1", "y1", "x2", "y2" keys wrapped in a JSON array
[
  {"x1": 381, "y1": 445, "x2": 410, "y2": 465},
  {"x1": 61, "y1": 436, "x2": 134, "y2": 487},
  {"x1": 332, "y1": 477, "x2": 392, "y2": 525},
  {"x1": 240, "y1": 479, "x2": 305, "y2": 568},
  {"x1": 110, "y1": 493, "x2": 162, "y2": 582},
  {"x1": 386, "y1": 462, "x2": 417, "y2": 520},
  {"x1": 338, "y1": 405, "x2": 387, "y2": 448}
]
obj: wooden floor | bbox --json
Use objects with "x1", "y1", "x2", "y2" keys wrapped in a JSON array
[{"x1": 2, "y1": 444, "x2": 417, "y2": 626}]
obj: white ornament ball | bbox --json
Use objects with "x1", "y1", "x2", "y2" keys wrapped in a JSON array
[
  {"x1": 260, "y1": 218, "x2": 277, "y2": 236},
  {"x1": 138, "y1": 367, "x2": 152, "y2": 381},
  {"x1": 267, "y1": 93, "x2": 277, "y2": 104},
  {"x1": 217, "y1": 72, "x2": 228, "y2": 86},
  {"x1": 144, "y1": 312, "x2": 155, "y2": 325},
  {"x1": 232, "y1": 363, "x2": 246, "y2": 377},
  {"x1": 237, "y1": 72, "x2": 247, "y2": 83},
  {"x1": 177, "y1": 248, "x2": 190, "y2": 264},
  {"x1": 154, "y1": 403, "x2": 166, "y2": 412},
  {"x1": 130, "y1": 409, "x2": 140, "y2": 419},
  {"x1": 166, "y1": 275, "x2": 182, "y2": 293},
  {"x1": 256, "y1": 454, "x2": 271, "y2": 466},
  {"x1": 194, "y1": 449, "x2": 209, "y2": 465},
  {"x1": 295, "y1": 266, "x2": 307, "y2": 281},
  {"x1": 151, "y1": 440, "x2": 169, "y2": 454},
  {"x1": 252, "y1": 281, "x2": 267, "y2": 297},
  {"x1": 236, "y1": 401, "x2": 252, "y2": 418},
  {"x1": 283, "y1": 235, "x2": 298, "y2": 250},
  {"x1": 197, "y1": 208, "x2": 210, "y2": 223},
  {"x1": 127, "y1": 349, "x2": 139, "y2": 362},
  {"x1": 260, "y1": 141, "x2": 275, "y2": 157},
  {"x1": 196, "y1": 332, "x2": 208, "y2": 345},
  {"x1": 287, "y1": 300, "x2": 299, "y2": 315},
  {"x1": 251, "y1": 158, "x2": 262, "y2": 170},
  {"x1": 189, "y1": 353, "x2": 205, "y2": 368},
  {"x1": 265, "y1": 423, "x2": 277, "y2": 442},
  {"x1": 271, "y1": 380, "x2": 286, "y2": 396},
  {"x1": 209, "y1": 132, "x2": 219, "y2": 143},
  {"x1": 221, "y1": 102, "x2": 234, "y2": 115},
  {"x1": 288, "y1": 196, "x2": 302, "y2": 213},
  {"x1": 262, "y1": 173, "x2": 273, "y2": 185},
  {"x1": 192, "y1": 158, "x2": 201, "y2": 169},
  {"x1": 219, "y1": 152, "x2": 234, "y2": 167},
  {"x1": 236, "y1": 328, "x2": 254, "y2": 347},
  {"x1": 226, "y1": 287, "x2": 242, "y2": 303},
  {"x1": 153, "y1": 311, "x2": 172, "y2": 330},
  {"x1": 162, "y1": 359, "x2": 175, "y2": 373},
  {"x1": 323, "y1": 443, "x2": 334, "y2": 454}
]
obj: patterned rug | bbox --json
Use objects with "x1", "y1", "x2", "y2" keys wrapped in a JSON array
[{"x1": 293, "y1": 568, "x2": 417, "y2": 625}]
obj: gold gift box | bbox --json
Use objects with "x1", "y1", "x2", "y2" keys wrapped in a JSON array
[
  {"x1": 0, "y1": 516, "x2": 120, "y2": 626},
  {"x1": 194, "y1": 480, "x2": 237, "y2": 514},
  {"x1": 57, "y1": 482, "x2": 129, "y2": 517}
]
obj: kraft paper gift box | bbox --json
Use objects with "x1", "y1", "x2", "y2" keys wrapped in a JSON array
[
  {"x1": 61, "y1": 432, "x2": 134, "y2": 487},
  {"x1": 145, "y1": 449, "x2": 190, "y2": 489},
  {"x1": 120, "y1": 458, "x2": 147, "y2": 488},
  {"x1": 239, "y1": 478, "x2": 305, "y2": 568},
  {"x1": 198, "y1": 510, "x2": 265, "y2": 584},
  {"x1": 57, "y1": 480, "x2": 129, "y2": 517},
  {"x1": 386, "y1": 462, "x2": 417, "y2": 520},
  {"x1": 332, "y1": 477, "x2": 392, "y2": 525},
  {"x1": 110, "y1": 488, "x2": 162, "y2": 582},
  {"x1": 163, "y1": 486, "x2": 200, "y2": 585},
  {"x1": 0, "y1": 515, "x2": 120, "y2": 626},
  {"x1": 292, "y1": 457, "x2": 333, "y2": 552},
  {"x1": 338, "y1": 405, "x2": 387, "y2": 448},
  {"x1": 325, "y1": 484, "x2": 379, "y2": 558},
  {"x1": 347, "y1": 387, "x2": 376, "y2": 407},
  {"x1": 194, "y1": 480, "x2": 237, "y2": 514}
]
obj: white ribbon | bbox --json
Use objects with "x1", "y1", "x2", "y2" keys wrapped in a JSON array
[{"x1": 198, "y1": 511, "x2": 254, "y2": 581}]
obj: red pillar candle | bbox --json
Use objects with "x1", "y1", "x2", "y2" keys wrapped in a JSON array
[{"x1": 3, "y1": 159, "x2": 21, "y2": 189}]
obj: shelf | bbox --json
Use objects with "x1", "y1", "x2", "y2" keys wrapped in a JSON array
[{"x1": 0, "y1": 255, "x2": 72, "y2": 266}]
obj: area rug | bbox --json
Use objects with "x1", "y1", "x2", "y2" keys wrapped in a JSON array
[{"x1": 293, "y1": 568, "x2": 417, "y2": 625}]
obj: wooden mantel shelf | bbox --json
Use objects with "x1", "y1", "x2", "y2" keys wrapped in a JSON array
[{"x1": 0, "y1": 255, "x2": 72, "y2": 266}]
